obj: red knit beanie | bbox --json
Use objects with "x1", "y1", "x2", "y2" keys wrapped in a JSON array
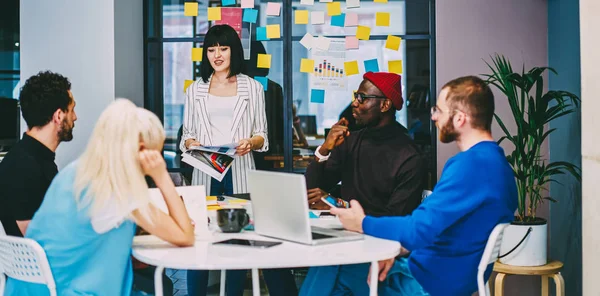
[{"x1": 363, "y1": 71, "x2": 403, "y2": 110}]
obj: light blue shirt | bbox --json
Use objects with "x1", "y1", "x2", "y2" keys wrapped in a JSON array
[{"x1": 5, "y1": 162, "x2": 138, "y2": 296}]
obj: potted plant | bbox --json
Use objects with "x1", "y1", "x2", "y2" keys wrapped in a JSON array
[{"x1": 483, "y1": 54, "x2": 581, "y2": 266}]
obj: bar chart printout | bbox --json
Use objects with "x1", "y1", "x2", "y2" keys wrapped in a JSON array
[{"x1": 309, "y1": 38, "x2": 347, "y2": 91}]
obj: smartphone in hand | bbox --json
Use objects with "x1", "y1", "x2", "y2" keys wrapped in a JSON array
[{"x1": 321, "y1": 195, "x2": 350, "y2": 209}]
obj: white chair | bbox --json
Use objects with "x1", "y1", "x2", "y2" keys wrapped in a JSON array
[
  {"x1": 477, "y1": 223, "x2": 509, "y2": 296},
  {"x1": 0, "y1": 235, "x2": 56, "y2": 296},
  {"x1": 421, "y1": 190, "x2": 432, "y2": 201}
]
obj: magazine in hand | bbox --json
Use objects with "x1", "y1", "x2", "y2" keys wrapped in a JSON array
[{"x1": 182, "y1": 143, "x2": 237, "y2": 181}]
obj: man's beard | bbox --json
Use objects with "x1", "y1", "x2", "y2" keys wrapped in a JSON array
[
  {"x1": 58, "y1": 118, "x2": 74, "y2": 142},
  {"x1": 353, "y1": 107, "x2": 379, "y2": 128},
  {"x1": 439, "y1": 116, "x2": 458, "y2": 143}
]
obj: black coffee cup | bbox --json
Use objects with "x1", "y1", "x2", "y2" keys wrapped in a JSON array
[{"x1": 217, "y1": 208, "x2": 250, "y2": 233}]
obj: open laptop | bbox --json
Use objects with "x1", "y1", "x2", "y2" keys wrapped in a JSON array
[{"x1": 247, "y1": 170, "x2": 363, "y2": 245}]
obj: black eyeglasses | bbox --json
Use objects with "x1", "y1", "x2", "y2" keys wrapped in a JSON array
[{"x1": 352, "y1": 92, "x2": 387, "y2": 104}]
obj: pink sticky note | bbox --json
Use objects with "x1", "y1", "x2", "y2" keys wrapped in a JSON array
[
  {"x1": 345, "y1": 13, "x2": 358, "y2": 27},
  {"x1": 345, "y1": 36, "x2": 359, "y2": 49},
  {"x1": 266, "y1": 2, "x2": 281, "y2": 16},
  {"x1": 241, "y1": 0, "x2": 254, "y2": 8}
]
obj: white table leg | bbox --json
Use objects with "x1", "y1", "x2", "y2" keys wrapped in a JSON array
[
  {"x1": 153, "y1": 266, "x2": 165, "y2": 296},
  {"x1": 370, "y1": 261, "x2": 379, "y2": 296},
  {"x1": 220, "y1": 269, "x2": 226, "y2": 296},
  {"x1": 252, "y1": 268, "x2": 260, "y2": 296}
]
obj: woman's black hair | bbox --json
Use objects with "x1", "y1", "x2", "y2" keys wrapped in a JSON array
[{"x1": 200, "y1": 24, "x2": 246, "y2": 83}]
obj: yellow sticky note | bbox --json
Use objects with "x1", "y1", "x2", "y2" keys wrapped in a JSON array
[
  {"x1": 228, "y1": 199, "x2": 248, "y2": 204},
  {"x1": 266, "y1": 24, "x2": 281, "y2": 39},
  {"x1": 344, "y1": 61, "x2": 359, "y2": 76},
  {"x1": 207, "y1": 205, "x2": 222, "y2": 211},
  {"x1": 300, "y1": 59, "x2": 315, "y2": 73},
  {"x1": 356, "y1": 25, "x2": 371, "y2": 40},
  {"x1": 184, "y1": 2, "x2": 198, "y2": 16},
  {"x1": 206, "y1": 195, "x2": 218, "y2": 201},
  {"x1": 376, "y1": 12, "x2": 390, "y2": 26},
  {"x1": 374, "y1": 0, "x2": 388, "y2": 2},
  {"x1": 385, "y1": 35, "x2": 401, "y2": 51},
  {"x1": 295, "y1": 10, "x2": 309, "y2": 24},
  {"x1": 327, "y1": 2, "x2": 342, "y2": 16},
  {"x1": 257, "y1": 54, "x2": 272, "y2": 68},
  {"x1": 208, "y1": 7, "x2": 222, "y2": 21},
  {"x1": 388, "y1": 60, "x2": 403, "y2": 74},
  {"x1": 191, "y1": 48, "x2": 203, "y2": 61},
  {"x1": 183, "y1": 80, "x2": 194, "y2": 93}
]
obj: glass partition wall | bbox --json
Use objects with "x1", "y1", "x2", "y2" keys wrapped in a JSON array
[{"x1": 145, "y1": 0, "x2": 436, "y2": 187}]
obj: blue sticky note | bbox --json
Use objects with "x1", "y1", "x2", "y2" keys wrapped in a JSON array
[
  {"x1": 222, "y1": 0, "x2": 236, "y2": 6},
  {"x1": 255, "y1": 76, "x2": 268, "y2": 91},
  {"x1": 310, "y1": 89, "x2": 325, "y2": 104},
  {"x1": 309, "y1": 211, "x2": 319, "y2": 219},
  {"x1": 364, "y1": 59, "x2": 380, "y2": 73},
  {"x1": 331, "y1": 13, "x2": 345, "y2": 27},
  {"x1": 243, "y1": 9, "x2": 258, "y2": 23},
  {"x1": 256, "y1": 27, "x2": 269, "y2": 41}
]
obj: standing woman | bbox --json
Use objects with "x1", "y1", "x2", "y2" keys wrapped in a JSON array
[
  {"x1": 181, "y1": 25, "x2": 297, "y2": 296},
  {"x1": 180, "y1": 24, "x2": 268, "y2": 195}
]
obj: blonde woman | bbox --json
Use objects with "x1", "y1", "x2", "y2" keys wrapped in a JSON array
[{"x1": 4, "y1": 99, "x2": 195, "y2": 296}]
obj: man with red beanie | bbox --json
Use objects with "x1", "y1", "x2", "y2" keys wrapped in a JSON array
[{"x1": 300, "y1": 72, "x2": 427, "y2": 296}]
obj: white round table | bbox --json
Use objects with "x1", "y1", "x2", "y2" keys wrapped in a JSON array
[{"x1": 132, "y1": 219, "x2": 401, "y2": 296}]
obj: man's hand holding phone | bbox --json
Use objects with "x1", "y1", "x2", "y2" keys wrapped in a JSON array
[
  {"x1": 329, "y1": 200, "x2": 366, "y2": 233},
  {"x1": 321, "y1": 195, "x2": 350, "y2": 209}
]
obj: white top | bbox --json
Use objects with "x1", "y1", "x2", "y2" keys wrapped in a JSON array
[
  {"x1": 90, "y1": 198, "x2": 144, "y2": 234},
  {"x1": 132, "y1": 218, "x2": 401, "y2": 270},
  {"x1": 180, "y1": 74, "x2": 269, "y2": 195},
  {"x1": 207, "y1": 94, "x2": 238, "y2": 145}
]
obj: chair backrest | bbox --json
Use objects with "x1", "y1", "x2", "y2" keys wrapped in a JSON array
[
  {"x1": 0, "y1": 235, "x2": 56, "y2": 296},
  {"x1": 169, "y1": 172, "x2": 189, "y2": 187},
  {"x1": 421, "y1": 190, "x2": 433, "y2": 201},
  {"x1": 477, "y1": 223, "x2": 509, "y2": 296}
]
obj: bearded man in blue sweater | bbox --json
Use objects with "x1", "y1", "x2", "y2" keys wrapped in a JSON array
[{"x1": 331, "y1": 75, "x2": 518, "y2": 296}]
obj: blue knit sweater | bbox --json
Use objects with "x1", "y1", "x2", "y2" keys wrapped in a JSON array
[{"x1": 363, "y1": 141, "x2": 517, "y2": 296}]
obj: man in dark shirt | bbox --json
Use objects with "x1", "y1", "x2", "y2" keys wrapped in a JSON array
[
  {"x1": 0, "y1": 71, "x2": 77, "y2": 236},
  {"x1": 300, "y1": 71, "x2": 426, "y2": 295}
]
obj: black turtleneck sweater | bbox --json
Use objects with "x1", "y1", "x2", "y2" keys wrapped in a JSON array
[{"x1": 305, "y1": 122, "x2": 426, "y2": 217}]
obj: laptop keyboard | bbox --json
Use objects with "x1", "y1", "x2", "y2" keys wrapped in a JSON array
[{"x1": 311, "y1": 232, "x2": 334, "y2": 240}]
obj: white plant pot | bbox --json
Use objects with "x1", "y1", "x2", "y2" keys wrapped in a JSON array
[{"x1": 498, "y1": 219, "x2": 547, "y2": 266}]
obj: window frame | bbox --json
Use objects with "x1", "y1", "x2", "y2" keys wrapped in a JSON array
[{"x1": 143, "y1": 0, "x2": 437, "y2": 185}]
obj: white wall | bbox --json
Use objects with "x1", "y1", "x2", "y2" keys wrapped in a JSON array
[
  {"x1": 436, "y1": 0, "x2": 549, "y2": 177},
  {"x1": 114, "y1": 0, "x2": 144, "y2": 107},
  {"x1": 580, "y1": 0, "x2": 600, "y2": 294},
  {"x1": 436, "y1": 1, "x2": 548, "y2": 294},
  {"x1": 20, "y1": 0, "x2": 143, "y2": 168}
]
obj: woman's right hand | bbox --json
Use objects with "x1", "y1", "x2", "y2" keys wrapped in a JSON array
[
  {"x1": 139, "y1": 149, "x2": 167, "y2": 180},
  {"x1": 185, "y1": 139, "x2": 201, "y2": 149}
]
